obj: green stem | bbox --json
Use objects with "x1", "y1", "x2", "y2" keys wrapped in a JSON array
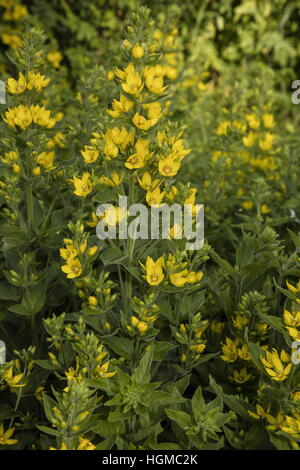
[
  {"x1": 124, "y1": 176, "x2": 135, "y2": 316},
  {"x1": 9, "y1": 365, "x2": 27, "y2": 428},
  {"x1": 285, "y1": 364, "x2": 295, "y2": 398},
  {"x1": 26, "y1": 181, "x2": 34, "y2": 237}
]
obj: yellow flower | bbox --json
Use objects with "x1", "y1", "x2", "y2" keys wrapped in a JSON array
[
  {"x1": 146, "y1": 186, "x2": 165, "y2": 206},
  {"x1": 261, "y1": 349, "x2": 292, "y2": 381},
  {"x1": 81, "y1": 148, "x2": 99, "y2": 164},
  {"x1": 211, "y1": 322, "x2": 224, "y2": 334},
  {"x1": 246, "y1": 113, "x2": 260, "y2": 130},
  {"x1": 216, "y1": 121, "x2": 230, "y2": 136},
  {"x1": 33, "y1": 167, "x2": 41, "y2": 176},
  {"x1": 242, "y1": 131, "x2": 257, "y2": 147},
  {"x1": 0, "y1": 425, "x2": 17, "y2": 446},
  {"x1": 60, "y1": 240, "x2": 78, "y2": 260},
  {"x1": 125, "y1": 153, "x2": 146, "y2": 169},
  {"x1": 104, "y1": 138, "x2": 118, "y2": 159},
  {"x1": 1, "y1": 150, "x2": 19, "y2": 165},
  {"x1": 88, "y1": 296, "x2": 98, "y2": 306},
  {"x1": 94, "y1": 361, "x2": 116, "y2": 379},
  {"x1": 143, "y1": 102, "x2": 162, "y2": 120},
  {"x1": 101, "y1": 207, "x2": 127, "y2": 226},
  {"x1": 232, "y1": 120, "x2": 247, "y2": 132},
  {"x1": 88, "y1": 246, "x2": 98, "y2": 256},
  {"x1": 189, "y1": 343, "x2": 206, "y2": 354},
  {"x1": 61, "y1": 258, "x2": 83, "y2": 279},
  {"x1": 35, "y1": 386, "x2": 45, "y2": 402},
  {"x1": 238, "y1": 343, "x2": 251, "y2": 361},
  {"x1": 72, "y1": 172, "x2": 93, "y2": 197},
  {"x1": 107, "y1": 94, "x2": 133, "y2": 118},
  {"x1": 47, "y1": 51, "x2": 63, "y2": 68},
  {"x1": 106, "y1": 127, "x2": 128, "y2": 146},
  {"x1": 284, "y1": 309, "x2": 300, "y2": 328},
  {"x1": 137, "y1": 321, "x2": 148, "y2": 334},
  {"x1": 242, "y1": 201, "x2": 254, "y2": 210},
  {"x1": 87, "y1": 212, "x2": 100, "y2": 227},
  {"x1": 184, "y1": 188, "x2": 197, "y2": 205},
  {"x1": 230, "y1": 368, "x2": 252, "y2": 384},
  {"x1": 265, "y1": 411, "x2": 285, "y2": 431},
  {"x1": 171, "y1": 139, "x2": 191, "y2": 161},
  {"x1": 233, "y1": 315, "x2": 249, "y2": 330},
  {"x1": 170, "y1": 269, "x2": 189, "y2": 287},
  {"x1": 2, "y1": 367, "x2": 25, "y2": 388},
  {"x1": 164, "y1": 65, "x2": 178, "y2": 80},
  {"x1": 138, "y1": 172, "x2": 160, "y2": 191},
  {"x1": 3, "y1": 5, "x2": 28, "y2": 21},
  {"x1": 37, "y1": 151, "x2": 55, "y2": 170},
  {"x1": 144, "y1": 66, "x2": 167, "y2": 94},
  {"x1": 259, "y1": 132, "x2": 275, "y2": 151},
  {"x1": 12, "y1": 164, "x2": 20, "y2": 173},
  {"x1": 248, "y1": 404, "x2": 267, "y2": 420},
  {"x1": 7, "y1": 72, "x2": 26, "y2": 94},
  {"x1": 120, "y1": 64, "x2": 144, "y2": 95},
  {"x1": 158, "y1": 156, "x2": 181, "y2": 177},
  {"x1": 99, "y1": 171, "x2": 123, "y2": 187},
  {"x1": 281, "y1": 414, "x2": 300, "y2": 437},
  {"x1": 27, "y1": 71, "x2": 50, "y2": 91},
  {"x1": 260, "y1": 204, "x2": 270, "y2": 214},
  {"x1": 143, "y1": 256, "x2": 165, "y2": 286},
  {"x1": 77, "y1": 437, "x2": 96, "y2": 451},
  {"x1": 131, "y1": 44, "x2": 144, "y2": 59},
  {"x1": 262, "y1": 113, "x2": 275, "y2": 129},
  {"x1": 287, "y1": 327, "x2": 300, "y2": 341},
  {"x1": 1, "y1": 33, "x2": 22, "y2": 49},
  {"x1": 47, "y1": 132, "x2": 66, "y2": 149},
  {"x1": 50, "y1": 443, "x2": 68, "y2": 450},
  {"x1": 4, "y1": 105, "x2": 32, "y2": 130},
  {"x1": 31, "y1": 105, "x2": 55, "y2": 128},
  {"x1": 221, "y1": 338, "x2": 239, "y2": 363},
  {"x1": 169, "y1": 223, "x2": 183, "y2": 239},
  {"x1": 132, "y1": 112, "x2": 158, "y2": 130},
  {"x1": 286, "y1": 279, "x2": 300, "y2": 294},
  {"x1": 107, "y1": 70, "x2": 115, "y2": 80},
  {"x1": 125, "y1": 138, "x2": 151, "y2": 169}
]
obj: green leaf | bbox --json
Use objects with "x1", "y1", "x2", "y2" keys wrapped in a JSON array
[
  {"x1": 257, "y1": 312, "x2": 286, "y2": 334},
  {"x1": 101, "y1": 247, "x2": 125, "y2": 265},
  {"x1": 0, "y1": 404, "x2": 18, "y2": 420},
  {"x1": 245, "y1": 338, "x2": 267, "y2": 375},
  {"x1": 93, "y1": 189, "x2": 117, "y2": 204},
  {"x1": 8, "y1": 303, "x2": 31, "y2": 316},
  {"x1": 36, "y1": 425, "x2": 61, "y2": 437},
  {"x1": 0, "y1": 283, "x2": 20, "y2": 301},
  {"x1": 134, "y1": 348, "x2": 153, "y2": 384},
  {"x1": 152, "y1": 442, "x2": 182, "y2": 450},
  {"x1": 96, "y1": 437, "x2": 115, "y2": 450},
  {"x1": 210, "y1": 249, "x2": 235, "y2": 275},
  {"x1": 104, "y1": 336, "x2": 133, "y2": 359},
  {"x1": 195, "y1": 352, "x2": 219, "y2": 367},
  {"x1": 165, "y1": 409, "x2": 192, "y2": 429},
  {"x1": 179, "y1": 291, "x2": 205, "y2": 319},
  {"x1": 236, "y1": 239, "x2": 252, "y2": 267},
  {"x1": 268, "y1": 431, "x2": 290, "y2": 450},
  {"x1": 0, "y1": 225, "x2": 28, "y2": 248},
  {"x1": 35, "y1": 359, "x2": 60, "y2": 371},
  {"x1": 42, "y1": 394, "x2": 57, "y2": 423},
  {"x1": 93, "y1": 419, "x2": 124, "y2": 438},
  {"x1": 23, "y1": 281, "x2": 46, "y2": 315},
  {"x1": 152, "y1": 341, "x2": 176, "y2": 360},
  {"x1": 132, "y1": 423, "x2": 163, "y2": 442},
  {"x1": 191, "y1": 387, "x2": 206, "y2": 419}
]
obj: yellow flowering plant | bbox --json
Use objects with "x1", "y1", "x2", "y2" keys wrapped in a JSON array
[{"x1": 0, "y1": 1, "x2": 300, "y2": 452}]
